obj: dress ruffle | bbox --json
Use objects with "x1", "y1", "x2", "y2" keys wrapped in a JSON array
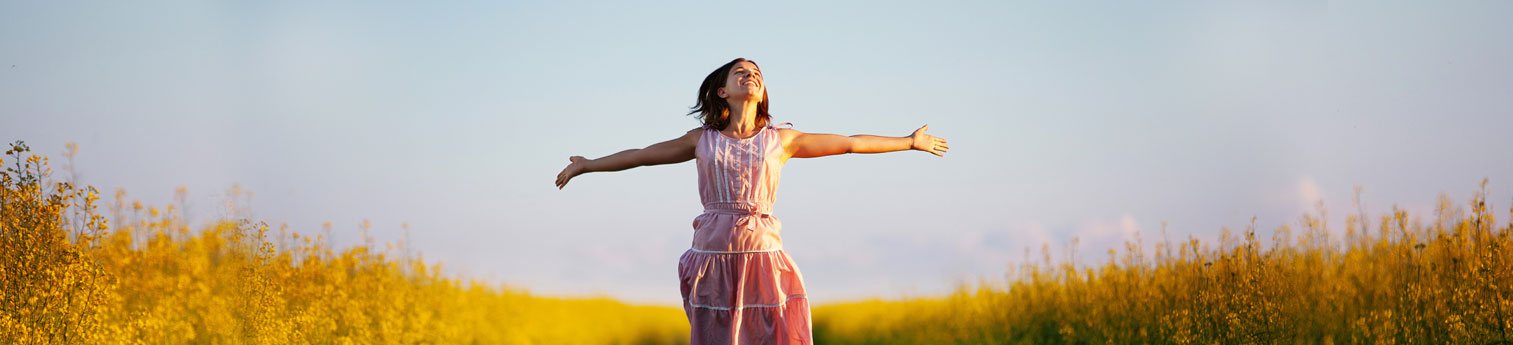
[{"x1": 679, "y1": 249, "x2": 811, "y2": 345}]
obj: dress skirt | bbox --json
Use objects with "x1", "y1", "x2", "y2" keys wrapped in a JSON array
[{"x1": 678, "y1": 208, "x2": 811, "y2": 345}]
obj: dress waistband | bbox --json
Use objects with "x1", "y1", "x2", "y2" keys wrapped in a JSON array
[{"x1": 702, "y1": 202, "x2": 773, "y2": 215}]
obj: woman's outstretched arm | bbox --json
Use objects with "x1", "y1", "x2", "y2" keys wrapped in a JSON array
[
  {"x1": 555, "y1": 128, "x2": 701, "y2": 189},
  {"x1": 779, "y1": 124, "x2": 949, "y2": 160}
]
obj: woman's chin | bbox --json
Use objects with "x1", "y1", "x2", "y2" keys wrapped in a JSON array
[{"x1": 726, "y1": 92, "x2": 762, "y2": 102}]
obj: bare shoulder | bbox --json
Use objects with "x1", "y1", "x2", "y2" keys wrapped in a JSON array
[
  {"x1": 679, "y1": 127, "x2": 704, "y2": 145},
  {"x1": 776, "y1": 127, "x2": 805, "y2": 143}
]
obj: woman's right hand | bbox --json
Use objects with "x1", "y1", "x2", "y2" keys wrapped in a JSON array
[
  {"x1": 909, "y1": 125, "x2": 949, "y2": 157},
  {"x1": 555, "y1": 156, "x2": 588, "y2": 189}
]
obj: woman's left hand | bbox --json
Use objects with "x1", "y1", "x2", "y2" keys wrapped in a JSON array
[
  {"x1": 909, "y1": 125, "x2": 949, "y2": 156},
  {"x1": 555, "y1": 156, "x2": 588, "y2": 189}
]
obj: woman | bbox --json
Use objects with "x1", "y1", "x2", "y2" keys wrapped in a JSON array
[{"x1": 554, "y1": 58, "x2": 948, "y2": 344}]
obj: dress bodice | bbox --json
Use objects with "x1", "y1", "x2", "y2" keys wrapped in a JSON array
[{"x1": 695, "y1": 124, "x2": 787, "y2": 214}]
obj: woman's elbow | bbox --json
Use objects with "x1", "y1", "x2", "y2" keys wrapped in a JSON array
[{"x1": 843, "y1": 137, "x2": 862, "y2": 154}]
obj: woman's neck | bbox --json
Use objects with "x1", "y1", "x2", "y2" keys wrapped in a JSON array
[{"x1": 724, "y1": 100, "x2": 761, "y2": 134}]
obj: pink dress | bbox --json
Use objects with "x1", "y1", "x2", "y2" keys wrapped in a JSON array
[{"x1": 678, "y1": 122, "x2": 812, "y2": 344}]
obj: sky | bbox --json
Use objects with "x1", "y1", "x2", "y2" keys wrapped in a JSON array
[{"x1": 2, "y1": 1, "x2": 1510, "y2": 306}]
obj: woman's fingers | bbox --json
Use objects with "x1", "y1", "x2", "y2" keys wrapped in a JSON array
[
  {"x1": 556, "y1": 166, "x2": 573, "y2": 189},
  {"x1": 912, "y1": 132, "x2": 948, "y2": 157},
  {"x1": 555, "y1": 156, "x2": 588, "y2": 189},
  {"x1": 930, "y1": 135, "x2": 949, "y2": 156}
]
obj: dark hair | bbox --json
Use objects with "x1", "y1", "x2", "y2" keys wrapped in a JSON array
[{"x1": 689, "y1": 58, "x2": 770, "y2": 130}]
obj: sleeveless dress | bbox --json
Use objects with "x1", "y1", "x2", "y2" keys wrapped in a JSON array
[{"x1": 678, "y1": 122, "x2": 812, "y2": 345}]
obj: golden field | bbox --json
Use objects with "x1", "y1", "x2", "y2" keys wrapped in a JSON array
[
  {"x1": 4, "y1": 140, "x2": 1511, "y2": 344},
  {"x1": 812, "y1": 186, "x2": 1512, "y2": 344},
  {"x1": 1, "y1": 141, "x2": 689, "y2": 345}
]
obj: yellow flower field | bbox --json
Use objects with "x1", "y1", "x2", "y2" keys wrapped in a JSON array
[
  {"x1": 1, "y1": 141, "x2": 689, "y2": 345},
  {"x1": 3, "y1": 140, "x2": 1510, "y2": 344},
  {"x1": 813, "y1": 183, "x2": 1512, "y2": 344}
]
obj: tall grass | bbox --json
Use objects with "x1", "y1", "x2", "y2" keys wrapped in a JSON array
[
  {"x1": 0, "y1": 141, "x2": 689, "y2": 345},
  {"x1": 814, "y1": 182, "x2": 1512, "y2": 344}
]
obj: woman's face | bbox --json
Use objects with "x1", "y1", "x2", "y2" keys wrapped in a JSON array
[{"x1": 718, "y1": 60, "x2": 764, "y2": 102}]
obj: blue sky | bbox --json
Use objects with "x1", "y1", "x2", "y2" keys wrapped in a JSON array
[{"x1": 3, "y1": 1, "x2": 1510, "y2": 305}]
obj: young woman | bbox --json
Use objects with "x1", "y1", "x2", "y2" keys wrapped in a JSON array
[{"x1": 555, "y1": 58, "x2": 949, "y2": 344}]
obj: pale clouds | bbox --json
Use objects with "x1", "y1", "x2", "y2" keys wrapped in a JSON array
[
  {"x1": 1297, "y1": 176, "x2": 1324, "y2": 210},
  {"x1": 1065, "y1": 212, "x2": 1162, "y2": 265},
  {"x1": 953, "y1": 221, "x2": 1054, "y2": 270}
]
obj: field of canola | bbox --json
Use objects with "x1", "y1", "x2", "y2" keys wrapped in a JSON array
[
  {"x1": 1, "y1": 142, "x2": 689, "y2": 345},
  {"x1": 4, "y1": 140, "x2": 1510, "y2": 344},
  {"x1": 812, "y1": 185, "x2": 1513, "y2": 344}
]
